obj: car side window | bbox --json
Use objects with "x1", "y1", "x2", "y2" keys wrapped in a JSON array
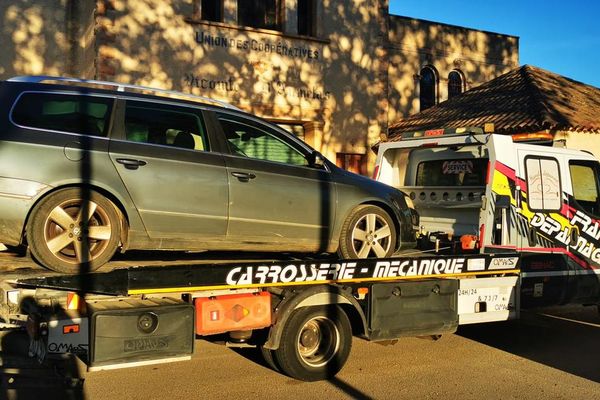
[
  {"x1": 11, "y1": 93, "x2": 113, "y2": 137},
  {"x1": 124, "y1": 100, "x2": 209, "y2": 151},
  {"x1": 216, "y1": 114, "x2": 308, "y2": 166}
]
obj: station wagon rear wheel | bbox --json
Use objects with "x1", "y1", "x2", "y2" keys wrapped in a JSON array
[
  {"x1": 27, "y1": 188, "x2": 121, "y2": 273},
  {"x1": 338, "y1": 205, "x2": 397, "y2": 259}
]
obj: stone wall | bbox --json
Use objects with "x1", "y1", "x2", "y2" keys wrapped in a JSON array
[
  {"x1": 91, "y1": 0, "x2": 391, "y2": 165},
  {"x1": 0, "y1": 0, "x2": 96, "y2": 79},
  {"x1": 0, "y1": 1, "x2": 522, "y2": 173},
  {"x1": 387, "y1": 16, "x2": 520, "y2": 123},
  {"x1": 554, "y1": 130, "x2": 600, "y2": 158}
]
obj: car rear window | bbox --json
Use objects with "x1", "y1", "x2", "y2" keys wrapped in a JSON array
[
  {"x1": 11, "y1": 93, "x2": 113, "y2": 137},
  {"x1": 416, "y1": 158, "x2": 488, "y2": 186}
]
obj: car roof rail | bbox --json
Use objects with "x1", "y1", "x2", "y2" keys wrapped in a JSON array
[{"x1": 7, "y1": 75, "x2": 241, "y2": 111}]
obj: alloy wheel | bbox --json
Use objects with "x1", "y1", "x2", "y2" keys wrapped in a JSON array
[
  {"x1": 43, "y1": 199, "x2": 113, "y2": 264},
  {"x1": 350, "y1": 213, "x2": 393, "y2": 258}
]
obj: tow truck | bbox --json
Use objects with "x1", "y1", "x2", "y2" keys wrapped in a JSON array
[{"x1": 1, "y1": 124, "x2": 598, "y2": 382}]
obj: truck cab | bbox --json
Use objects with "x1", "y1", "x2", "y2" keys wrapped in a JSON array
[{"x1": 374, "y1": 127, "x2": 600, "y2": 308}]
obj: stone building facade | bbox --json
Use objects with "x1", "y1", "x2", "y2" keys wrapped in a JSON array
[{"x1": 0, "y1": 0, "x2": 519, "y2": 174}]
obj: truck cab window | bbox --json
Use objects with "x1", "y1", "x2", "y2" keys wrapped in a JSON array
[{"x1": 569, "y1": 161, "x2": 600, "y2": 216}]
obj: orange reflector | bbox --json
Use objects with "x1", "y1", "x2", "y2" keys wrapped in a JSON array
[
  {"x1": 228, "y1": 304, "x2": 249, "y2": 322},
  {"x1": 66, "y1": 292, "x2": 81, "y2": 310},
  {"x1": 460, "y1": 235, "x2": 479, "y2": 250},
  {"x1": 63, "y1": 324, "x2": 80, "y2": 334},
  {"x1": 195, "y1": 292, "x2": 271, "y2": 336},
  {"x1": 356, "y1": 287, "x2": 369, "y2": 300}
]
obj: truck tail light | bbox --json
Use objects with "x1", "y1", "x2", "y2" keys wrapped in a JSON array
[
  {"x1": 372, "y1": 165, "x2": 380, "y2": 180},
  {"x1": 195, "y1": 292, "x2": 271, "y2": 336},
  {"x1": 479, "y1": 224, "x2": 485, "y2": 247},
  {"x1": 424, "y1": 129, "x2": 444, "y2": 137}
]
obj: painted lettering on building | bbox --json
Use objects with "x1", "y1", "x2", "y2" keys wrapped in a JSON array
[
  {"x1": 184, "y1": 74, "x2": 239, "y2": 92},
  {"x1": 184, "y1": 73, "x2": 330, "y2": 101},
  {"x1": 195, "y1": 31, "x2": 320, "y2": 60}
]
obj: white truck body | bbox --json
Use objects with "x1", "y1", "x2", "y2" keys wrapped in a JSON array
[{"x1": 375, "y1": 129, "x2": 600, "y2": 308}]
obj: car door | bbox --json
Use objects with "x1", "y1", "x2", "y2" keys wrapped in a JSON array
[
  {"x1": 213, "y1": 112, "x2": 336, "y2": 251},
  {"x1": 562, "y1": 157, "x2": 600, "y2": 303},
  {"x1": 518, "y1": 147, "x2": 600, "y2": 306},
  {"x1": 108, "y1": 99, "x2": 228, "y2": 242},
  {"x1": 516, "y1": 147, "x2": 574, "y2": 306}
]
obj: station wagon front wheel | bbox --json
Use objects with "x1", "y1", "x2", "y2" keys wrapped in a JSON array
[
  {"x1": 27, "y1": 188, "x2": 121, "y2": 273},
  {"x1": 338, "y1": 205, "x2": 397, "y2": 259}
]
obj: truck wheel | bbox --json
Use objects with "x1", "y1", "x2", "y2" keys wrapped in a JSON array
[
  {"x1": 27, "y1": 188, "x2": 121, "y2": 273},
  {"x1": 260, "y1": 345, "x2": 281, "y2": 372},
  {"x1": 338, "y1": 205, "x2": 397, "y2": 259},
  {"x1": 274, "y1": 305, "x2": 352, "y2": 381}
]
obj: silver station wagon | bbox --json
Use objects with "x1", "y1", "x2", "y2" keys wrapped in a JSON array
[{"x1": 0, "y1": 76, "x2": 418, "y2": 273}]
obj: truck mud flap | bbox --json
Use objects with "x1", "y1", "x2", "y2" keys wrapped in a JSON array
[{"x1": 367, "y1": 279, "x2": 458, "y2": 341}]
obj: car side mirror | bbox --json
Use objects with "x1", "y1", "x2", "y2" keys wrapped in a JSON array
[{"x1": 309, "y1": 151, "x2": 325, "y2": 168}]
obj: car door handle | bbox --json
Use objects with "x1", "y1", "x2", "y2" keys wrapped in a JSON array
[
  {"x1": 116, "y1": 158, "x2": 147, "y2": 170},
  {"x1": 231, "y1": 171, "x2": 256, "y2": 182}
]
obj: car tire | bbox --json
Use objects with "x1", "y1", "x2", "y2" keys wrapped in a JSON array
[
  {"x1": 273, "y1": 305, "x2": 352, "y2": 381},
  {"x1": 27, "y1": 188, "x2": 121, "y2": 273},
  {"x1": 338, "y1": 205, "x2": 397, "y2": 259}
]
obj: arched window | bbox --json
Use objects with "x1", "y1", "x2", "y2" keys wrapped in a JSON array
[
  {"x1": 419, "y1": 66, "x2": 437, "y2": 111},
  {"x1": 448, "y1": 70, "x2": 464, "y2": 99}
]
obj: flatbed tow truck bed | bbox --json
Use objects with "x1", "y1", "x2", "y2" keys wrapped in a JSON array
[
  {"x1": 0, "y1": 247, "x2": 458, "y2": 286},
  {"x1": 0, "y1": 249, "x2": 315, "y2": 280},
  {"x1": 0, "y1": 251, "x2": 520, "y2": 381}
]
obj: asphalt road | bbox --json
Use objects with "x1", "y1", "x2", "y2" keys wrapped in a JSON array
[{"x1": 2, "y1": 305, "x2": 598, "y2": 400}]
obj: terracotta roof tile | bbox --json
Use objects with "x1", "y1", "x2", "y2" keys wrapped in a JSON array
[{"x1": 388, "y1": 65, "x2": 600, "y2": 141}]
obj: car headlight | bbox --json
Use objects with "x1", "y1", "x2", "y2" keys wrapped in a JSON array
[
  {"x1": 404, "y1": 194, "x2": 415, "y2": 210},
  {"x1": 400, "y1": 194, "x2": 419, "y2": 227}
]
